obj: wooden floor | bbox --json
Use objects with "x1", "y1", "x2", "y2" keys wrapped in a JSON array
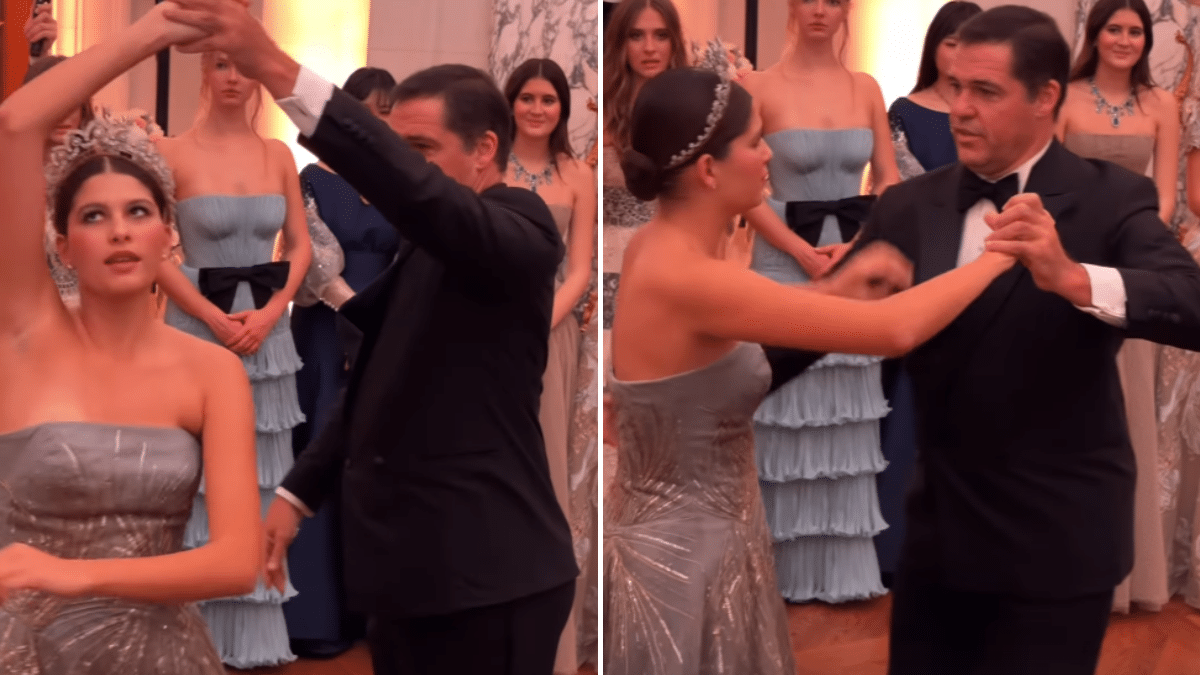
[
  {"x1": 228, "y1": 597, "x2": 1198, "y2": 674},
  {"x1": 787, "y1": 594, "x2": 1200, "y2": 675},
  {"x1": 228, "y1": 646, "x2": 597, "y2": 675}
]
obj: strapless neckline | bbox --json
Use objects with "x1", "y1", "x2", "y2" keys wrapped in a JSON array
[
  {"x1": 177, "y1": 194, "x2": 286, "y2": 205},
  {"x1": 764, "y1": 127, "x2": 871, "y2": 139},
  {"x1": 610, "y1": 342, "x2": 754, "y2": 387},
  {"x1": 0, "y1": 420, "x2": 198, "y2": 442}
]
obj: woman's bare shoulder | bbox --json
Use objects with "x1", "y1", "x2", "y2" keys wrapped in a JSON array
[
  {"x1": 559, "y1": 155, "x2": 594, "y2": 187},
  {"x1": 158, "y1": 325, "x2": 245, "y2": 389}
]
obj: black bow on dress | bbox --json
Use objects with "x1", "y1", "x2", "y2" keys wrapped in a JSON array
[
  {"x1": 784, "y1": 195, "x2": 876, "y2": 247},
  {"x1": 198, "y1": 261, "x2": 290, "y2": 314}
]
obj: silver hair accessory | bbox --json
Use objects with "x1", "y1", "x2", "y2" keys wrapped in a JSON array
[
  {"x1": 666, "y1": 39, "x2": 734, "y2": 170},
  {"x1": 42, "y1": 110, "x2": 178, "y2": 302},
  {"x1": 45, "y1": 109, "x2": 177, "y2": 229}
]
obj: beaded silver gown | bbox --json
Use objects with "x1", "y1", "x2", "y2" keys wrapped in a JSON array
[
  {"x1": 0, "y1": 422, "x2": 224, "y2": 674},
  {"x1": 605, "y1": 342, "x2": 795, "y2": 675}
]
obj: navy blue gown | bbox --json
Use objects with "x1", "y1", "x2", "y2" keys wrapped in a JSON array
[
  {"x1": 877, "y1": 97, "x2": 959, "y2": 584},
  {"x1": 286, "y1": 164, "x2": 399, "y2": 653}
]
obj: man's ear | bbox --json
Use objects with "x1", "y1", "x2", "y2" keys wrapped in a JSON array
[
  {"x1": 474, "y1": 130, "x2": 499, "y2": 170},
  {"x1": 1035, "y1": 79, "x2": 1061, "y2": 120}
]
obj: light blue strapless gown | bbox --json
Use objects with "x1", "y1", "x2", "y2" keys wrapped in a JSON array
[
  {"x1": 164, "y1": 195, "x2": 301, "y2": 667},
  {"x1": 751, "y1": 128, "x2": 888, "y2": 603}
]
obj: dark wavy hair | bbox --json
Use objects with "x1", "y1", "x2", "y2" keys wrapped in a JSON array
[
  {"x1": 1069, "y1": 0, "x2": 1155, "y2": 92},
  {"x1": 603, "y1": 0, "x2": 687, "y2": 151},
  {"x1": 504, "y1": 58, "x2": 574, "y2": 165},
  {"x1": 911, "y1": 1, "x2": 982, "y2": 93},
  {"x1": 621, "y1": 68, "x2": 753, "y2": 202}
]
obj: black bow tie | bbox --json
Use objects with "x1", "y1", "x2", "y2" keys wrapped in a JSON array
[{"x1": 957, "y1": 171, "x2": 1019, "y2": 212}]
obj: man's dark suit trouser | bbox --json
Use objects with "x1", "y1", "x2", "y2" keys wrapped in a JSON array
[
  {"x1": 365, "y1": 581, "x2": 575, "y2": 675},
  {"x1": 888, "y1": 568, "x2": 1113, "y2": 675}
]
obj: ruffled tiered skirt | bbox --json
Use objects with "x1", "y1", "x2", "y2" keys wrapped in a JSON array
[
  {"x1": 165, "y1": 269, "x2": 302, "y2": 668},
  {"x1": 755, "y1": 353, "x2": 889, "y2": 602}
]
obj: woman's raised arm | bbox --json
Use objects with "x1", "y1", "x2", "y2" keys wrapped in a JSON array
[{"x1": 0, "y1": 3, "x2": 203, "y2": 326}]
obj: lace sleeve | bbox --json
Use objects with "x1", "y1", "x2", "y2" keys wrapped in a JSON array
[
  {"x1": 293, "y1": 191, "x2": 349, "y2": 308},
  {"x1": 889, "y1": 112, "x2": 926, "y2": 182}
]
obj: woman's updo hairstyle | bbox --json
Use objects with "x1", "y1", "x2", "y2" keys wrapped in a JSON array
[{"x1": 621, "y1": 68, "x2": 752, "y2": 201}]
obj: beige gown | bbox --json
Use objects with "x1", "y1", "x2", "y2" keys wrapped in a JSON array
[
  {"x1": 541, "y1": 204, "x2": 589, "y2": 674},
  {"x1": 1062, "y1": 132, "x2": 1169, "y2": 612}
]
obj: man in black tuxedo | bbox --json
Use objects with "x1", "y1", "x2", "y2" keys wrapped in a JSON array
[
  {"x1": 162, "y1": 3, "x2": 578, "y2": 674},
  {"x1": 841, "y1": 6, "x2": 1200, "y2": 674}
]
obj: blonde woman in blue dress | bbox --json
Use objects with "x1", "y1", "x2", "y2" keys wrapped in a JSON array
[
  {"x1": 155, "y1": 46, "x2": 311, "y2": 669},
  {"x1": 739, "y1": 0, "x2": 900, "y2": 603}
]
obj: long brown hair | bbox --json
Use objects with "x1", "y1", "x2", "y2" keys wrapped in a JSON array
[
  {"x1": 504, "y1": 58, "x2": 574, "y2": 165},
  {"x1": 1069, "y1": 0, "x2": 1155, "y2": 92},
  {"x1": 603, "y1": 0, "x2": 687, "y2": 151}
]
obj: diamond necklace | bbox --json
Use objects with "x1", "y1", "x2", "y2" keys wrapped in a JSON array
[
  {"x1": 510, "y1": 152, "x2": 553, "y2": 193},
  {"x1": 1089, "y1": 78, "x2": 1135, "y2": 128}
]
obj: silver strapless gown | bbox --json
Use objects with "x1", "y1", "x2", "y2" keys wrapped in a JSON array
[
  {"x1": 605, "y1": 343, "x2": 795, "y2": 675},
  {"x1": 0, "y1": 422, "x2": 224, "y2": 674}
]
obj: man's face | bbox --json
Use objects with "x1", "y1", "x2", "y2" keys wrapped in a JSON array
[
  {"x1": 388, "y1": 96, "x2": 478, "y2": 187},
  {"x1": 946, "y1": 42, "x2": 1056, "y2": 177}
]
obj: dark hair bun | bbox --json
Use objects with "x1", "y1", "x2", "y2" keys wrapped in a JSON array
[
  {"x1": 622, "y1": 149, "x2": 664, "y2": 201},
  {"x1": 624, "y1": 68, "x2": 753, "y2": 202}
]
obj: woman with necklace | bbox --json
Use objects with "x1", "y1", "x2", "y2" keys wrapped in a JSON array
[
  {"x1": 503, "y1": 56, "x2": 596, "y2": 675},
  {"x1": 154, "y1": 50, "x2": 311, "y2": 667},
  {"x1": 1055, "y1": 0, "x2": 1178, "y2": 615}
]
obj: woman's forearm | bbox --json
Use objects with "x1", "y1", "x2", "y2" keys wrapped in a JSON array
[
  {"x1": 550, "y1": 273, "x2": 591, "y2": 328},
  {"x1": 745, "y1": 201, "x2": 813, "y2": 262},
  {"x1": 0, "y1": 7, "x2": 176, "y2": 138},
  {"x1": 74, "y1": 538, "x2": 258, "y2": 604},
  {"x1": 157, "y1": 262, "x2": 223, "y2": 325}
]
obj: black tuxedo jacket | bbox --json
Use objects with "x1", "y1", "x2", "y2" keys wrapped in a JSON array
[
  {"x1": 279, "y1": 88, "x2": 577, "y2": 617},
  {"x1": 857, "y1": 140, "x2": 1200, "y2": 597}
]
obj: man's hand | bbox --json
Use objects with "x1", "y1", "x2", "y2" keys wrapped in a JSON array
[
  {"x1": 263, "y1": 496, "x2": 303, "y2": 594},
  {"x1": 24, "y1": 3, "x2": 57, "y2": 52},
  {"x1": 814, "y1": 241, "x2": 913, "y2": 300},
  {"x1": 163, "y1": 0, "x2": 298, "y2": 98},
  {"x1": 985, "y1": 193, "x2": 1091, "y2": 306}
]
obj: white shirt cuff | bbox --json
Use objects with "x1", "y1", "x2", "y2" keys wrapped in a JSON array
[
  {"x1": 274, "y1": 486, "x2": 315, "y2": 518},
  {"x1": 274, "y1": 65, "x2": 334, "y2": 138},
  {"x1": 1076, "y1": 263, "x2": 1127, "y2": 327}
]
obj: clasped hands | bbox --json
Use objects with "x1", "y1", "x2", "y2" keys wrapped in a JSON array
[
  {"x1": 206, "y1": 304, "x2": 283, "y2": 356},
  {"x1": 820, "y1": 193, "x2": 1084, "y2": 305},
  {"x1": 984, "y1": 193, "x2": 1090, "y2": 305}
]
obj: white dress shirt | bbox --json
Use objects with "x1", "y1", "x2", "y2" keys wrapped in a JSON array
[{"x1": 956, "y1": 140, "x2": 1127, "y2": 326}]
